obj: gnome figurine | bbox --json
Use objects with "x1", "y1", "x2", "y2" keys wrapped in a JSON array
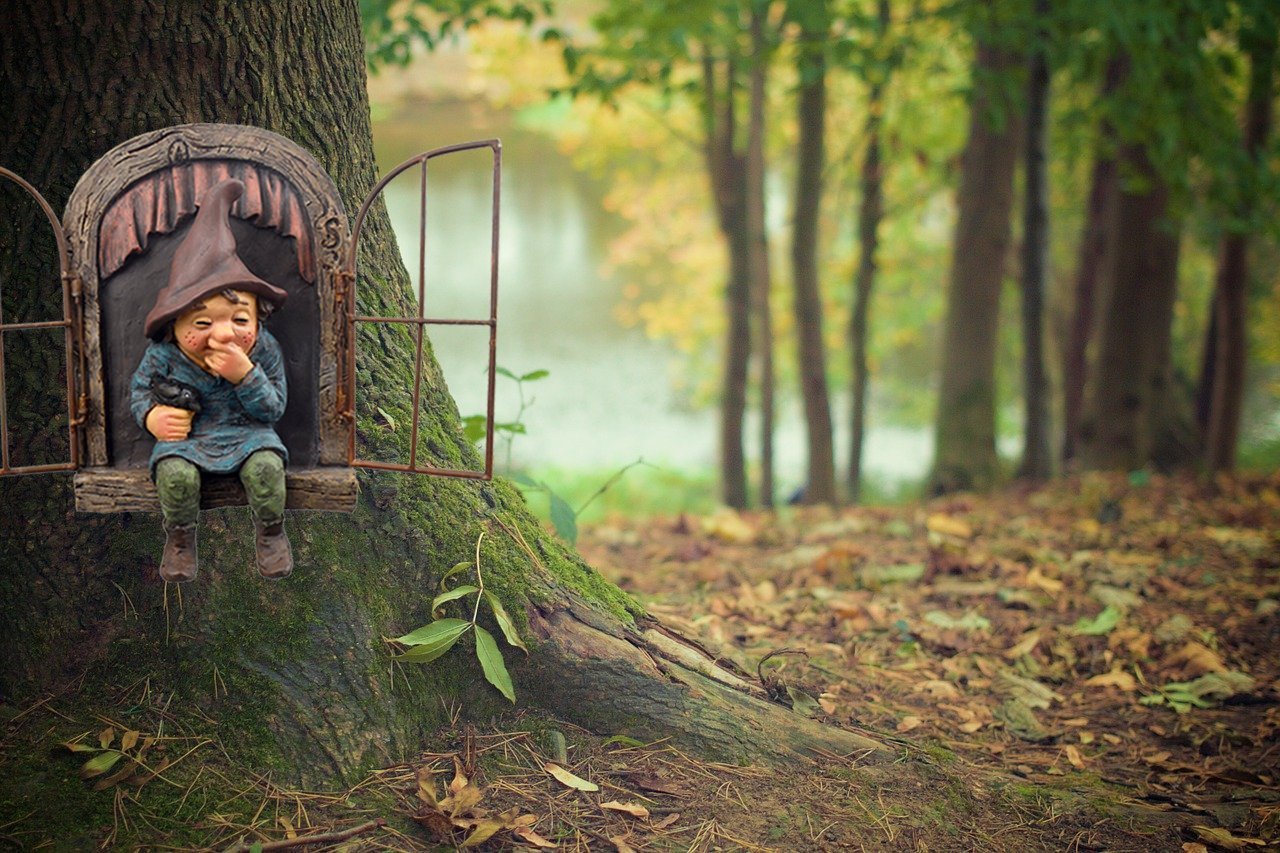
[{"x1": 129, "y1": 178, "x2": 293, "y2": 582}]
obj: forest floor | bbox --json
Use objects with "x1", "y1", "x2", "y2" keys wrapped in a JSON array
[{"x1": 4, "y1": 472, "x2": 1277, "y2": 850}]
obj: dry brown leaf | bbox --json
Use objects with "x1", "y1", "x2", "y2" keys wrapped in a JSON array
[
  {"x1": 1191, "y1": 826, "x2": 1267, "y2": 849},
  {"x1": 1063, "y1": 717, "x2": 1089, "y2": 727},
  {"x1": 512, "y1": 825, "x2": 558, "y2": 848},
  {"x1": 652, "y1": 813, "x2": 680, "y2": 830},
  {"x1": 701, "y1": 509, "x2": 756, "y2": 544},
  {"x1": 1025, "y1": 567, "x2": 1064, "y2": 594},
  {"x1": 545, "y1": 763, "x2": 599, "y2": 792},
  {"x1": 611, "y1": 836, "x2": 638, "y2": 853},
  {"x1": 416, "y1": 765, "x2": 439, "y2": 807},
  {"x1": 602, "y1": 801, "x2": 650, "y2": 819},
  {"x1": 1181, "y1": 844, "x2": 1209, "y2": 853},
  {"x1": 1065, "y1": 745, "x2": 1086, "y2": 769},
  {"x1": 1084, "y1": 668, "x2": 1137, "y2": 691},
  {"x1": 915, "y1": 679, "x2": 962, "y2": 700},
  {"x1": 1004, "y1": 629, "x2": 1043, "y2": 659},
  {"x1": 896, "y1": 715, "x2": 923, "y2": 733},
  {"x1": 1168, "y1": 641, "x2": 1226, "y2": 676},
  {"x1": 926, "y1": 514, "x2": 973, "y2": 539}
]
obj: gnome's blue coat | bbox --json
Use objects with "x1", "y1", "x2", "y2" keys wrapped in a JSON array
[{"x1": 130, "y1": 329, "x2": 288, "y2": 478}]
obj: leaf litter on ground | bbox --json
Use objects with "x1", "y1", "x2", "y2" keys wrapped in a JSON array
[{"x1": 578, "y1": 472, "x2": 1280, "y2": 845}]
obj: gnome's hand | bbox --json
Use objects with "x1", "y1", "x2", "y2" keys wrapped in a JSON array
[
  {"x1": 146, "y1": 405, "x2": 194, "y2": 441},
  {"x1": 205, "y1": 339, "x2": 255, "y2": 384}
]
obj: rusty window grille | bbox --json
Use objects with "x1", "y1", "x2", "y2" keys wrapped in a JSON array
[
  {"x1": 0, "y1": 167, "x2": 85, "y2": 475},
  {"x1": 343, "y1": 140, "x2": 500, "y2": 480}
]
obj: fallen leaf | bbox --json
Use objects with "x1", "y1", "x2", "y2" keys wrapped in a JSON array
[
  {"x1": 1004, "y1": 629, "x2": 1042, "y2": 659},
  {"x1": 897, "y1": 715, "x2": 923, "y2": 733},
  {"x1": 512, "y1": 825, "x2": 558, "y2": 848},
  {"x1": 611, "y1": 836, "x2": 638, "y2": 853},
  {"x1": 1025, "y1": 567, "x2": 1064, "y2": 594},
  {"x1": 1167, "y1": 641, "x2": 1226, "y2": 675},
  {"x1": 995, "y1": 671, "x2": 1064, "y2": 708},
  {"x1": 651, "y1": 813, "x2": 680, "y2": 830},
  {"x1": 545, "y1": 763, "x2": 599, "y2": 792},
  {"x1": 927, "y1": 514, "x2": 973, "y2": 539},
  {"x1": 1190, "y1": 825, "x2": 1267, "y2": 849},
  {"x1": 1085, "y1": 668, "x2": 1137, "y2": 691},
  {"x1": 701, "y1": 509, "x2": 756, "y2": 544},
  {"x1": 602, "y1": 801, "x2": 650, "y2": 819},
  {"x1": 1181, "y1": 844, "x2": 1208, "y2": 853},
  {"x1": 1065, "y1": 745, "x2": 1086, "y2": 769}
]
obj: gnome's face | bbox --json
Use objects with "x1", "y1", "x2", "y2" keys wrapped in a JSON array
[{"x1": 174, "y1": 290, "x2": 260, "y2": 373}]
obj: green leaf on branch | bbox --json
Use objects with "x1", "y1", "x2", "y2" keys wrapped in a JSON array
[
  {"x1": 475, "y1": 625, "x2": 515, "y2": 702},
  {"x1": 395, "y1": 618, "x2": 472, "y2": 664},
  {"x1": 486, "y1": 591, "x2": 528, "y2": 653},
  {"x1": 519, "y1": 369, "x2": 550, "y2": 382},
  {"x1": 461, "y1": 415, "x2": 488, "y2": 444},
  {"x1": 80, "y1": 750, "x2": 125, "y2": 779},
  {"x1": 432, "y1": 585, "x2": 480, "y2": 612},
  {"x1": 440, "y1": 560, "x2": 474, "y2": 587},
  {"x1": 549, "y1": 491, "x2": 578, "y2": 544}
]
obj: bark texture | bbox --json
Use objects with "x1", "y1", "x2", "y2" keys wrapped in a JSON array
[
  {"x1": 746, "y1": 4, "x2": 776, "y2": 507},
  {"x1": 929, "y1": 41, "x2": 1021, "y2": 494},
  {"x1": 1017, "y1": 2, "x2": 1052, "y2": 480},
  {"x1": 1078, "y1": 146, "x2": 1182, "y2": 471},
  {"x1": 0, "y1": 0, "x2": 886, "y2": 801},
  {"x1": 1204, "y1": 19, "x2": 1276, "y2": 473},
  {"x1": 790, "y1": 0, "x2": 836, "y2": 505},
  {"x1": 1061, "y1": 60, "x2": 1121, "y2": 466},
  {"x1": 702, "y1": 54, "x2": 752, "y2": 509}
]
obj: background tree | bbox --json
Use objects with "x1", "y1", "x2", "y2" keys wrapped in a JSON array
[
  {"x1": 0, "y1": 0, "x2": 879, "y2": 800},
  {"x1": 1016, "y1": 0, "x2": 1052, "y2": 480},
  {"x1": 928, "y1": 10, "x2": 1022, "y2": 494},
  {"x1": 788, "y1": 0, "x2": 838, "y2": 504},
  {"x1": 1202, "y1": 3, "x2": 1278, "y2": 473},
  {"x1": 846, "y1": 0, "x2": 894, "y2": 503}
]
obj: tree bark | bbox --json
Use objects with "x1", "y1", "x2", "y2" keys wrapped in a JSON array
[
  {"x1": 928, "y1": 40, "x2": 1021, "y2": 494},
  {"x1": 789, "y1": 0, "x2": 837, "y2": 505},
  {"x1": 1204, "y1": 18, "x2": 1277, "y2": 473},
  {"x1": 1062, "y1": 61, "x2": 1122, "y2": 466},
  {"x1": 1017, "y1": 0, "x2": 1052, "y2": 480},
  {"x1": 848, "y1": 0, "x2": 891, "y2": 504},
  {"x1": 703, "y1": 54, "x2": 753, "y2": 509},
  {"x1": 0, "y1": 0, "x2": 885, "y2": 799},
  {"x1": 1078, "y1": 145, "x2": 1182, "y2": 471},
  {"x1": 747, "y1": 2, "x2": 776, "y2": 507}
]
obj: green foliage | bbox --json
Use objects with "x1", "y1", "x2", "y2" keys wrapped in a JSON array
[
  {"x1": 391, "y1": 532, "x2": 527, "y2": 702},
  {"x1": 361, "y1": 0, "x2": 553, "y2": 70}
]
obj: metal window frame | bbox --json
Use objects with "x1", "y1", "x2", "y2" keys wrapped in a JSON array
[
  {"x1": 0, "y1": 167, "x2": 85, "y2": 476},
  {"x1": 342, "y1": 139, "x2": 500, "y2": 481}
]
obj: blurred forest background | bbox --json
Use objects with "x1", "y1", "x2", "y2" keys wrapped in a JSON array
[{"x1": 360, "y1": 0, "x2": 1279, "y2": 518}]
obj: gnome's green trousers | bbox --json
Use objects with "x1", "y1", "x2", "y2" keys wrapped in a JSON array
[{"x1": 155, "y1": 451, "x2": 286, "y2": 527}]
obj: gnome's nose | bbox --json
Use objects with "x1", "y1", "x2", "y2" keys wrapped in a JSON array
[{"x1": 211, "y1": 320, "x2": 236, "y2": 341}]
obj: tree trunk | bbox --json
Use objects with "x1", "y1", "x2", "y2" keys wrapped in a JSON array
[
  {"x1": 789, "y1": 0, "x2": 836, "y2": 505},
  {"x1": 1078, "y1": 145, "x2": 1182, "y2": 471},
  {"x1": 848, "y1": 0, "x2": 891, "y2": 504},
  {"x1": 0, "y1": 0, "x2": 884, "y2": 801},
  {"x1": 703, "y1": 55, "x2": 752, "y2": 509},
  {"x1": 1017, "y1": 0, "x2": 1052, "y2": 480},
  {"x1": 747, "y1": 3, "x2": 776, "y2": 507},
  {"x1": 1204, "y1": 18, "x2": 1277, "y2": 473},
  {"x1": 928, "y1": 40, "x2": 1021, "y2": 494},
  {"x1": 1061, "y1": 64, "x2": 1121, "y2": 466}
]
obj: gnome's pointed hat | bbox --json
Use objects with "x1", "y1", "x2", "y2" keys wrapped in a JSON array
[{"x1": 144, "y1": 178, "x2": 288, "y2": 338}]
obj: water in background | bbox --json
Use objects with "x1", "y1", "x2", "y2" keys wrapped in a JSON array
[{"x1": 372, "y1": 100, "x2": 931, "y2": 497}]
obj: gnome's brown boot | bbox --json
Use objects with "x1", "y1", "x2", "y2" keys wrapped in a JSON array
[
  {"x1": 255, "y1": 520, "x2": 293, "y2": 580},
  {"x1": 160, "y1": 524, "x2": 198, "y2": 582}
]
